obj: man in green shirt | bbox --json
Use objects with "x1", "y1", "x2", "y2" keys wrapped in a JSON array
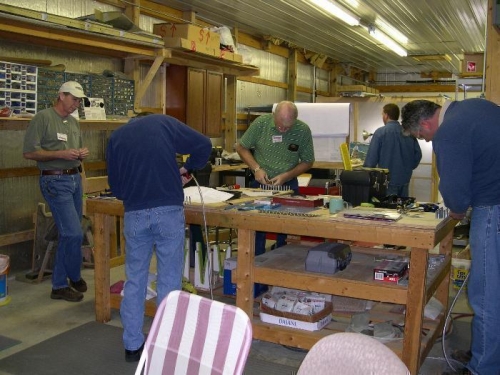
[
  {"x1": 236, "y1": 101, "x2": 315, "y2": 255},
  {"x1": 23, "y1": 81, "x2": 89, "y2": 302}
]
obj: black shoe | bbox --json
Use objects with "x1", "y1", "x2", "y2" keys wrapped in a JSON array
[
  {"x1": 70, "y1": 278, "x2": 88, "y2": 293},
  {"x1": 452, "y1": 349, "x2": 472, "y2": 365},
  {"x1": 125, "y1": 343, "x2": 144, "y2": 363},
  {"x1": 50, "y1": 287, "x2": 83, "y2": 302}
]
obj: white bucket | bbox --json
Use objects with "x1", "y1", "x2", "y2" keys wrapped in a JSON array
[{"x1": 0, "y1": 254, "x2": 10, "y2": 306}]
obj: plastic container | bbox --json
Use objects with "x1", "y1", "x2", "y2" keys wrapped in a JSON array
[
  {"x1": 451, "y1": 258, "x2": 470, "y2": 290},
  {"x1": 0, "y1": 254, "x2": 11, "y2": 306}
]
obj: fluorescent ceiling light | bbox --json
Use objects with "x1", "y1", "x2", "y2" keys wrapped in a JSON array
[
  {"x1": 375, "y1": 17, "x2": 408, "y2": 44},
  {"x1": 309, "y1": 0, "x2": 360, "y2": 26},
  {"x1": 368, "y1": 26, "x2": 407, "y2": 57}
]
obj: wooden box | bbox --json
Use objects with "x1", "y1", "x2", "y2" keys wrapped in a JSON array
[
  {"x1": 153, "y1": 23, "x2": 220, "y2": 50},
  {"x1": 461, "y1": 53, "x2": 484, "y2": 74}
]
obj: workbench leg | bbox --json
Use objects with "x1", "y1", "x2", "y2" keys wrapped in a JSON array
[
  {"x1": 402, "y1": 247, "x2": 428, "y2": 374},
  {"x1": 93, "y1": 212, "x2": 111, "y2": 323},
  {"x1": 435, "y1": 229, "x2": 454, "y2": 307},
  {"x1": 235, "y1": 228, "x2": 255, "y2": 320}
]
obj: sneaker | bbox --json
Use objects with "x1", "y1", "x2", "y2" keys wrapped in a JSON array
[
  {"x1": 50, "y1": 287, "x2": 83, "y2": 302},
  {"x1": 125, "y1": 343, "x2": 144, "y2": 362},
  {"x1": 70, "y1": 278, "x2": 87, "y2": 293}
]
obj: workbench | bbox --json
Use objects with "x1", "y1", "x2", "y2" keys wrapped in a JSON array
[{"x1": 85, "y1": 197, "x2": 456, "y2": 375}]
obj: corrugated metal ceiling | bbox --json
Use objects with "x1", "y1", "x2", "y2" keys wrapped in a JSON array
[{"x1": 153, "y1": 0, "x2": 487, "y2": 74}]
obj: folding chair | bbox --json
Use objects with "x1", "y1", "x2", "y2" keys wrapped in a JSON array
[
  {"x1": 135, "y1": 290, "x2": 253, "y2": 375},
  {"x1": 297, "y1": 332, "x2": 410, "y2": 375}
]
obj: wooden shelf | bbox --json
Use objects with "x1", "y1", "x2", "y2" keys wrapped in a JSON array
[
  {"x1": 0, "y1": 4, "x2": 259, "y2": 77},
  {"x1": 0, "y1": 117, "x2": 128, "y2": 131}
]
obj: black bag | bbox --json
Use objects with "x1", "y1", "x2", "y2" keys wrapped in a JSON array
[{"x1": 340, "y1": 169, "x2": 390, "y2": 207}]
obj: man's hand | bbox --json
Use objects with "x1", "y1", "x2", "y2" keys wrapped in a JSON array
[
  {"x1": 268, "y1": 173, "x2": 288, "y2": 186},
  {"x1": 254, "y1": 169, "x2": 270, "y2": 184},
  {"x1": 78, "y1": 148, "x2": 89, "y2": 160},
  {"x1": 62, "y1": 149, "x2": 82, "y2": 160},
  {"x1": 179, "y1": 167, "x2": 193, "y2": 186}
]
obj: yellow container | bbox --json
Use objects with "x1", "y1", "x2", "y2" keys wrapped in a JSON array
[{"x1": 451, "y1": 258, "x2": 470, "y2": 290}]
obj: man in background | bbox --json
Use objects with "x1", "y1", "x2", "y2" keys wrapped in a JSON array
[
  {"x1": 23, "y1": 81, "x2": 89, "y2": 303},
  {"x1": 364, "y1": 103, "x2": 422, "y2": 197},
  {"x1": 236, "y1": 101, "x2": 314, "y2": 255},
  {"x1": 106, "y1": 113, "x2": 211, "y2": 363},
  {"x1": 401, "y1": 98, "x2": 500, "y2": 375}
]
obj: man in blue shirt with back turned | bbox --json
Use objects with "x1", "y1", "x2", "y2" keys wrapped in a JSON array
[
  {"x1": 106, "y1": 113, "x2": 212, "y2": 363},
  {"x1": 364, "y1": 103, "x2": 422, "y2": 197}
]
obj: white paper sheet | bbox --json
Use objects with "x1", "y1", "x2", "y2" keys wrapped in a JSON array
[{"x1": 183, "y1": 186, "x2": 235, "y2": 203}]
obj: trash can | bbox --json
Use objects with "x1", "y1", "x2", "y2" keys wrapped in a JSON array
[{"x1": 0, "y1": 254, "x2": 10, "y2": 306}]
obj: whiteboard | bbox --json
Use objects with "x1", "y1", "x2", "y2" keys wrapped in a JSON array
[{"x1": 273, "y1": 102, "x2": 350, "y2": 137}]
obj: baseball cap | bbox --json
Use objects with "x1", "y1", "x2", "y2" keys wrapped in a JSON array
[{"x1": 58, "y1": 81, "x2": 87, "y2": 98}]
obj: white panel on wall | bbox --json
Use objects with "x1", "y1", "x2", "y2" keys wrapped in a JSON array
[
  {"x1": 297, "y1": 62, "x2": 313, "y2": 89},
  {"x1": 316, "y1": 68, "x2": 329, "y2": 93}
]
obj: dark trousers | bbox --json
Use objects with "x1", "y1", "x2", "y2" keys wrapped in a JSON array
[{"x1": 250, "y1": 177, "x2": 299, "y2": 255}]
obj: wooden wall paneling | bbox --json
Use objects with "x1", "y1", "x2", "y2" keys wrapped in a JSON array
[
  {"x1": 186, "y1": 68, "x2": 206, "y2": 134},
  {"x1": 205, "y1": 71, "x2": 223, "y2": 137},
  {"x1": 485, "y1": 0, "x2": 500, "y2": 103},
  {"x1": 165, "y1": 65, "x2": 188, "y2": 122},
  {"x1": 225, "y1": 75, "x2": 237, "y2": 152}
]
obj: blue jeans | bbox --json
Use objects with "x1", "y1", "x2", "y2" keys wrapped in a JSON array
[
  {"x1": 39, "y1": 174, "x2": 83, "y2": 289},
  {"x1": 386, "y1": 183, "x2": 409, "y2": 197},
  {"x1": 121, "y1": 205, "x2": 185, "y2": 351},
  {"x1": 250, "y1": 178, "x2": 299, "y2": 256},
  {"x1": 467, "y1": 204, "x2": 500, "y2": 375}
]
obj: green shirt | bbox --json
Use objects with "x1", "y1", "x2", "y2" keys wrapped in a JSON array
[
  {"x1": 240, "y1": 113, "x2": 315, "y2": 179},
  {"x1": 23, "y1": 108, "x2": 82, "y2": 170}
]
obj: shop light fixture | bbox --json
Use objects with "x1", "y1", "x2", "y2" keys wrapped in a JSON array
[
  {"x1": 308, "y1": 0, "x2": 360, "y2": 26},
  {"x1": 368, "y1": 25, "x2": 407, "y2": 57},
  {"x1": 375, "y1": 18, "x2": 408, "y2": 45}
]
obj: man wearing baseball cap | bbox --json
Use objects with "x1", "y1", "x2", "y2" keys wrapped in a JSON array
[{"x1": 23, "y1": 81, "x2": 90, "y2": 302}]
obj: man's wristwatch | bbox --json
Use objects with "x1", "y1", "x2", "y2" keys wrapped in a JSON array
[{"x1": 253, "y1": 166, "x2": 261, "y2": 173}]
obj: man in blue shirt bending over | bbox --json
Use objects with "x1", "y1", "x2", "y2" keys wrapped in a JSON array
[
  {"x1": 402, "y1": 98, "x2": 500, "y2": 375},
  {"x1": 364, "y1": 103, "x2": 422, "y2": 197}
]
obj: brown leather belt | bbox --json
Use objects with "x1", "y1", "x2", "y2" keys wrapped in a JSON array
[{"x1": 41, "y1": 168, "x2": 79, "y2": 176}]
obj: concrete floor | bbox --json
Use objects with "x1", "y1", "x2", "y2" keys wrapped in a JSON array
[{"x1": 0, "y1": 260, "x2": 472, "y2": 375}]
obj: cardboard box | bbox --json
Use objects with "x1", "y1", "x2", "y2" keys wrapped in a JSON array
[
  {"x1": 260, "y1": 312, "x2": 332, "y2": 331},
  {"x1": 373, "y1": 259, "x2": 408, "y2": 283},
  {"x1": 218, "y1": 50, "x2": 243, "y2": 63},
  {"x1": 259, "y1": 301, "x2": 333, "y2": 331},
  {"x1": 153, "y1": 23, "x2": 220, "y2": 49},
  {"x1": 461, "y1": 53, "x2": 484, "y2": 74},
  {"x1": 162, "y1": 38, "x2": 216, "y2": 57},
  {"x1": 223, "y1": 257, "x2": 268, "y2": 297},
  {"x1": 272, "y1": 196, "x2": 324, "y2": 208}
]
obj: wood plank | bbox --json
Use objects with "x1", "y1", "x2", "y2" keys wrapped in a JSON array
[
  {"x1": 0, "y1": 161, "x2": 107, "y2": 180},
  {"x1": 375, "y1": 84, "x2": 456, "y2": 93},
  {"x1": 0, "y1": 118, "x2": 127, "y2": 131},
  {"x1": 0, "y1": 229, "x2": 34, "y2": 247}
]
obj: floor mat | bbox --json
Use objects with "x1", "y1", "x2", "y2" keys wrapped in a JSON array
[
  {"x1": 0, "y1": 321, "x2": 301, "y2": 375},
  {"x1": 0, "y1": 336, "x2": 21, "y2": 352},
  {"x1": 0, "y1": 322, "x2": 136, "y2": 375}
]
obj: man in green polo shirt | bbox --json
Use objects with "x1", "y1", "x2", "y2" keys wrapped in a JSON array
[
  {"x1": 23, "y1": 81, "x2": 89, "y2": 302},
  {"x1": 236, "y1": 101, "x2": 315, "y2": 255}
]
